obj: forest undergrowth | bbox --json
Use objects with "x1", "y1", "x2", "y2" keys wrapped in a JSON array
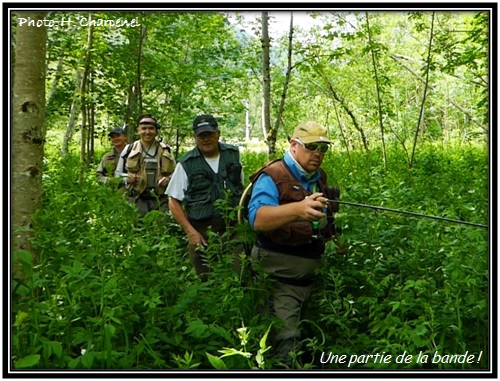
[{"x1": 11, "y1": 143, "x2": 489, "y2": 371}]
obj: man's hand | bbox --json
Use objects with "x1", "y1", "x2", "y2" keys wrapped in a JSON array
[
  {"x1": 302, "y1": 192, "x2": 328, "y2": 222},
  {"x1": 187, "y1": 229, "x2": 207, "y2": 248},
  {"x1": 128, "y1": 173, "x2": 139, "y2": 185},
  {"x1": 157, "y1": 175, "x2": 170, "y2": 187}
]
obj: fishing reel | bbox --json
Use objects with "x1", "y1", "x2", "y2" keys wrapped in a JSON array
[{"x1": 325, "y1": 186, "x2": 340, "y2": 213}]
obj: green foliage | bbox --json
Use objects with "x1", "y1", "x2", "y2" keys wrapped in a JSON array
[
  {"x1": 290, "y1": 11, "x2": 487, "y2": 152},
  {"x1": 305, "y1": 143, "x2": 488, "y2": 369},
  {"x1": 12, "y1": 152, "x2": 276, "y2": 370},
  {"x1": 206, "y1": 323, "x2": 273, "y2": 369},
  {"x1": 240, "y1": 150, "x2": 270, "y2": 181},
  {"x1": 42, "y1": 11, "x2": 488, "y2": 157},
  {"x1": 12, "y1": 143, "x2": 488, "y2": 370},
  {"x1": 13, "y1": 8, "x2": 490, "y2": 370}
]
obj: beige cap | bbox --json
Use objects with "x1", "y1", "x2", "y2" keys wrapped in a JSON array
[{"x1": 291, "y1": 121, "x2": 331, "y2": 144}]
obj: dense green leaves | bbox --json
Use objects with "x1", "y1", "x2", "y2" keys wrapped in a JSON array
[
  {"x1": 11, "y1": 8, "x2": 490, "y2": 372},
  {"x1": 40, "y1": 10, "x2": 488, "y2": 156},
  {"x1": 11, "y1": 143, "x2": 488, "y2": 370},
  {"x1": 308, "y1": 143, "x2": 488, "y2": 369}
]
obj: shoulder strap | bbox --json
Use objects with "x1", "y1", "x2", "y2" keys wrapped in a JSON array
[
  {"x1": 159, "y1": 142, "x2": 171, "y2": 153},
  {"x1": 238, "y1": 158, "x2": 283, "y2": 225},
  {"x1": 121, "y1": 143, "x2": 134, "y2": 173},
  {"x1": 249, "y1": 158, "x2": 282, "y2": 183}
]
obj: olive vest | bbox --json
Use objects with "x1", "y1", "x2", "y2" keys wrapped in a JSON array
[
  {"x1": 253, "y1": 159, "x2": 335, "y2": 257},
  {"x1": 98, "y1": 147, "x2": 122, "y2": 179},
  {"x1": 180, "y1": 143, "x2": 243, "y2": 222},
  {"x1": 125, "y1": 140, "x2": 175, "y2": 197}
]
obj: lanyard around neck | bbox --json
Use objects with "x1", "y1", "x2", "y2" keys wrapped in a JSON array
[{"x1": 141, "y1": 142, "x2": 158, "y2": 158}]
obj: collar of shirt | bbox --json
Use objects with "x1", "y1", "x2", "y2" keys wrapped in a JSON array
[{"x1": 284, "y1": 151, "x2": 320, "y2": 191}]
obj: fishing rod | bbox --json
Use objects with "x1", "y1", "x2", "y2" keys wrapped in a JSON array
[
  {"x1": 237, "y1": 184, "x2": 488, "y2": 229},
  {"x1": 320, "y1": 197, "x2": 488, "y2": 229}
]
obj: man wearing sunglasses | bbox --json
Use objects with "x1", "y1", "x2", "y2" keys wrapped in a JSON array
[{"x1": 247, "y1": 121, "x2": 340, "y2": 366}]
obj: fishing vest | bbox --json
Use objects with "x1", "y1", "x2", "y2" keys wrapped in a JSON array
[
  {"x1": 99, "y1": 149, "x2": 121, "y2": 178},
  {"x1": 254, "y1": 159, "x2": 336, "y2": 257},
  {"x1": 180, "y1": 143, "x2": 243, "y2": 222},
  {"x1": 125, "y1": 140, "x2": 175, "y2": 197}
]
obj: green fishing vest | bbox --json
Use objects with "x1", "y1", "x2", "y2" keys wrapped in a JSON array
[
  {"x1": 180, "y1": 143, "x2": 243, "y2": 221},
  {"x1": 99, "y1": 148, "x2": 121, "y2": 178}
]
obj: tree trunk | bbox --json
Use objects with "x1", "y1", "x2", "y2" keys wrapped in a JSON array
[
  {"x1": 80, "y1": 14, "x2": 94, "y2": 168},
  {"x1": 261, "y1": 12, "x2": 272, "y2": 157},
  {"x1": 366, "y1": 13, "x2": 387, "y2": 169},
  {"x1": 136, "y1": 19, "x2": 146, "y2": 115},
  {"x1": 88, "y1": 75, "x2": 95, "y2": 163},
  {"x1": 61, "y1": 70, "x2": 82, "y2": 158},
  {"x1": 126, "y1": 84, "x2": 137, "y2": 140},
  {"x1": 319, "y1": 71, "x2": 370, "y2": 151},
  {"x1": 390, "y1": 53, "x2": 487, "y2": 132},
  {"x1": 44, "y1": 53, "x2": 64, "y2": 137},
  {"x1": 332, "y1": 100, "x2": 353, "y2": 169},
  {"x1": 410, "y1": 13, "x2": 435, "y2": 169},
  {"x1": 12, "y1": 11, "x2": 47, "y2": 258},
  {"x1": 271, "y1": 12, "x2": 294, "y2": 153},
  {"x1": 46, "y1": 54, "x2": 64, "y2": 107},
  {"x1": 245, "y1": 99, "x2": 250, "y2": 141},
  {"x1": 124, "y1": 16, "x2": 146, "y2": 139}
]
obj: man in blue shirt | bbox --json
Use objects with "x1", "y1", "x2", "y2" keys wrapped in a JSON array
[{"x1": 248, "y1": 121, "x2": 339, "y2": 366}]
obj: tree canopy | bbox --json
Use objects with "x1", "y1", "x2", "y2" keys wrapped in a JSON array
[{"x1": 10, "y1": 9, "x2": 489, "y2": 160}]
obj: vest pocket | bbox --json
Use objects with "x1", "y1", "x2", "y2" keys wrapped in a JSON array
[
  {"x1": 269, "y1": 220, "x2": 314, "y2": 245},
  {"x1": 161, "y1": 149, "x2": 175, "y2": 173},
  {"x1": 186, "y1": 170, "x2": 215, "y2": 220},
  {"x1": 226, "y1": 162, "x2": 242, "y2": 183},
  {"x1": 186, "y1": 194, "x2": 213, "y2": 220}
]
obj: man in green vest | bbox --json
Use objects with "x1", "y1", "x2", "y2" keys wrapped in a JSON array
[
  {"x1": 166, "y1": 114, "x2": 244, "y2": 279},
  {"x1": 96, "y1": 126, "x2": 127, "y2": 185}
]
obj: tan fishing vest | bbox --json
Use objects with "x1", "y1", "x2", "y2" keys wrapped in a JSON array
[{"x1": 125, "y1": 140, "x2": 175, "y2": 196}]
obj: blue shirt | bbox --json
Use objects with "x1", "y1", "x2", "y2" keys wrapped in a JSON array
[{"x1": 248, "y1": 151, "x2": 321, "y2": 228}]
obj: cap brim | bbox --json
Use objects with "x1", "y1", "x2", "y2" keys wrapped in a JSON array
[
  {"x1": 195, "y1": 126, "x2": 217, "y2": 135},
  {"x1": 299, "y1": 135, "x2": 331, "y2": 144},
  {"x1": 108, "y1": 131, "x2": 124, "y2": 137}
]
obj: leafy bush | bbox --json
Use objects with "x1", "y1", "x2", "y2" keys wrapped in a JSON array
[{"x1": 12, "y1": 143, "x2": 489, "y2": 370}]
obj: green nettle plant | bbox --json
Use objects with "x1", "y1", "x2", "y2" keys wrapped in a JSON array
[
  {"x1": 206, "y1": 324, "x2": 273, "y2": 369},
  {"x1": 11, "y1": 143, "x2": 488, "y2": 370}
]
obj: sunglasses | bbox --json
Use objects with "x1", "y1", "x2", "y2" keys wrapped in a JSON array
[{"x1": 294, "y1": 139, "x2": 330, "y2": 153}]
